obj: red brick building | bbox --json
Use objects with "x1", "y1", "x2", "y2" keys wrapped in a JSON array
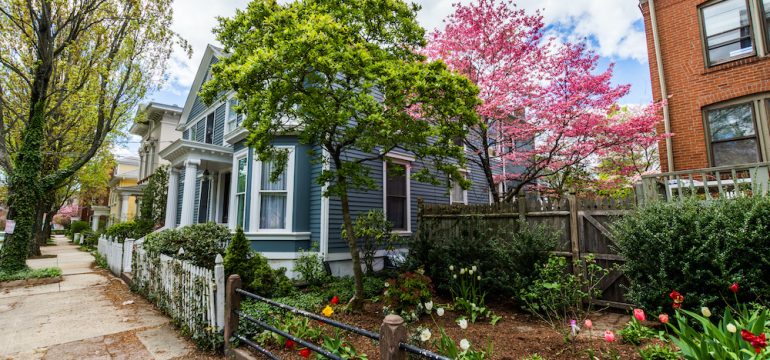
[{"x1": 640, "y1": 0, "x2": 770, "y2": 173}]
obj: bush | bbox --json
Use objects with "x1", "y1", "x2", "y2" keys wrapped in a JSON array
[
  {"x1": 638, "y1": 345, "x2": 680, "y2": 360},
  {"x1": 68, "y1": 220, "x2": 89, "y2": 238},
  {"x1": 0, "y1": 267, "x2": 62, "y2": 282},
  {"x1": 342, "y1": 210, "x2": 397, "y2": 273},
  {"x1": 223, "y1": 227, "x2": 294, "y2": 297},
  {"x1": 408, "y1": 217, "x2": 557, "y2": 299},
  {"x1": 294, "y1": 249, "x2": 328, "y2": 286},
  {"x1": 614, "y1": 197, "x2": 770, "y2": 315},
  {"x1": 104, "y1": 220, "x2": 153, "y2": 242},
  {"x1": 383, "y1": 271, "x2": 433, "y2": 316},
  {"x1": 143, "y1": 222, "x2": 229, "y2": 269},
  {"x1": 316, "y1": 276, "x2": 385, "y2": 303}
]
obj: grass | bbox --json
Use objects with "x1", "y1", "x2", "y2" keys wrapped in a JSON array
[{"x1": 0, "y1": 267, "x2": 62, "y2": 282}]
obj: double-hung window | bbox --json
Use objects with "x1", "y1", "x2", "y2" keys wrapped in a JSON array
[
  {"x1": 450, "y1": 173, "x2": 468, "y2": 205},
  {"x1": 256, "y1": 148, "x2": 294, "y2": 231},
  {"x1": 700, "y1": 0, "x2": 755, "y2": 66},
  {"x1": 706, "y1": 102, "x2": 762, "y2": 166},
  {"x1": 385, "y1": 161, "x2": 409, "y2": 231},
  {"x1": 227, "y1": 98, "x2": 240, "y2": 132},
  {"x1": 235, "y1": 156, "x2": 248, "y2": 229}
]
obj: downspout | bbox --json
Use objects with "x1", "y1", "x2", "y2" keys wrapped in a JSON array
[{"x1": 647, "y1": 0, "x2": 675, "y2": 172}]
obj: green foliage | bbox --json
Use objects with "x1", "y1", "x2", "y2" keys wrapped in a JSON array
[
  {"x1": 620, "y1": 318, "x2": 658, "y2": 346},
  {"x1": 223, "y1": 227, "x2": 293, "y2": 297},
  {"x1": 383, "y1": 271, "x2": 433, "y2": 315},
  {"x1": 408, "y1": 218, "x2": 557, "y2": 299},
  {"x1": 294, "y1": 249, "x2": 328, "y2": 286},
  {"x1": 434, "y1": 327, "x2": 488, "y2": 359},
  {"x1": 518, "y1": 255, "x2": 609, "y2": 329},
  {"x1": 667, "y1": 305, "x2": 770, "y2": 360},
  {"x1": 614, "y1": 197, "x2": 770, "y2": 315},
  {"x1": 68, "y1": 221, "x2": 90, "y2": 238},
  {"x1": 92, "y1": 251, "x2": 108, "y2": 269},
  {"x1": 318, "y1": 330, "x2": 369, "y2": 360},
  {"x1": 139, "y1": 166, "x2": 168, "y2": 226},
  {"x1": 143, "y1": 223, "x2": 229, "y2": 269},
  {"x1": 449, "y1": 265, "x2": 491, "y2": 323},
  {"x1": 315, "y1": 276, "x2": 385, "y2": 303},
  {"x1": 223, "y1": 227, "x2": 252, "y2": 280},
  {"x1": 0, "y1": 267, "x2": 61, "y2": 282},
  {"x1": 104, "y1": 220, "x2": 152, "y2": 243},
  {"x1": 638, "y1": 344, "x2": 681, "y2": 360},
  {"x1": 342, "y1": 210, "x2": 397, "y2": 273},
  {"x1": 239, "y1": 294, "x2": 325, "y2": 339},
  {"x1": 521, "y1": 355, "x2": 545, "y2": 360}
]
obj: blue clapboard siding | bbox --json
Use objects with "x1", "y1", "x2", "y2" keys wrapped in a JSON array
[
  {"x1": 183, "y1": 129, "x2": 189, "y2": 140},
  {"x1": 213, "y1": 104, "x2": 225, "y2": 146},
  {"x1": 195, "y1": 120, "x2": 205, "y2": 142},
  {"x1": 176, "y1": 171, "x2": 185, "y2": 226},
  {"x1": 189, "y1": 57, "x2": 219, "y2": 122},
  {"x1": 308, "y1": 145, "x2": 324, "y2": 249}
]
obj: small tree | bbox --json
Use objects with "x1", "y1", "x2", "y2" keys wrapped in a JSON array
[
  {"x1": 224, "y1": 227, "x2": 253, "y2": 281},
  {"x1": 202, "y1": 0, "x2": 480, "y2": 310},
  {"x1": 343, "y1": 210, "x2": 398, "y2": 274}
]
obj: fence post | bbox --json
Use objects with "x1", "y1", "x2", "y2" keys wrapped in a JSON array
[
  {"x1": 215, "y1": 254, "x2": 225, "y2": 330},
  {"x1": 379, "y1": 314, "x2": 407, "y2": 360},
  {"x1": 224, "y1": 274, "x2": 242, "y2": 353},
  {"x1": 568, "y1": 191, "x2": 581, "y2": 276},
  {"x1": 517, "y1": 193, "x2": 527, "y2": 221},
  {"x1": 124, "y1": 238, "x2": 135, "y2": 273}
]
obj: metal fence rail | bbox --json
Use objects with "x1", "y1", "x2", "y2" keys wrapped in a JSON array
[{"x1": 224, "y1": 275, "x2": 451, "y2": 360}]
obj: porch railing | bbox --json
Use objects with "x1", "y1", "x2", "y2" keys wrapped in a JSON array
[
  {"x1": 224, "y1": 275, "x2": 451, "y2": 360},
  {"x1": 637, "y1": 162, "x2": 770, "y2": 204}
]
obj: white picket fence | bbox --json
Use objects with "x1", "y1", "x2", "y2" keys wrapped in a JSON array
[{"x1": 96, "y1": 235, "x2": 225, "y2": 345}]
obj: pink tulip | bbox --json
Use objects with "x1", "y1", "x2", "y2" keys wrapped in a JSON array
[
  {"x1": 604, "y1": 330, "x2": 616, "y2": 342},
  {"x1": 584, "y1": 319, "x2": 593, "y2": 329},
  {"x1": 659, "y1": 314, "x2": 669, "y2": 324},
  {"x1": 633, "y1": 308, "x2": 646, "y2": 322}
]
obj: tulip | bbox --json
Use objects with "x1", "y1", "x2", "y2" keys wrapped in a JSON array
[
  {"x1": 604, "y1": 330, "x2": 616, "y2": 342},
  {"x1": 450, "y1": 265, "x2": 454, "y2": 271},
  {"x1": 669, "y1": 290, "x2": 684, "y2": 309},
  {"x1": 331, "y1": 296, "x2": 339, "y2": 305},
  {"x1": 384, "y1": 282, "x2": 389, "y2": 287},
  {"x1": 471, "y1": 265, "x2": 477, "y2": 272},
  {"x1": 299, "y1": 348, "x2": 311, "y2": 358},
  {"x1": 730, "y1": 282, "x2": 740, "y2": 294},
  {"x1": 460, "y1": 268, "x2": 466, "y2": 274},
  {"x1": 458, "y1": 318, "x2": 468, "y2": 330},
  {"x1": 658, "y1": 314, "x2": 669, "y2": 324},
  {"x1": 727, "y1": 323, "x2": 737, "y2": 333},
  {"x1": 584, "y1": 319, "x2": 593, "y2": 329},
  {"x1": 477, "y1": 276, "x2": 481, "y2": 281},
  {"x1": 469, "y1": 270, "x2": 474, "y2": 275},
  {"x1": 701, "y1": 307, "x2": 712, "y2": 318},
  {"x1": 436, "y1": 308, "x2": 445, "y2": 317},
  {"x1": 322, "y1": 305, "x2": 334, "y2": 317},
  {"x1": 569, "y1": 319, "x2": 580, "y2": 337},
  {"x1": 420, "y1": 329, "x2": 431, "y2": 342},
  {"x1": 424, "y1": 301, "x2": 433, "y2": 311},
  {"x1": 460, "y1": 339, "x2": 470, "y2": 351},
  {"x1": 633, "y1": 308, "x2": 646, "y2": 322},
  {"x1": 285, "y1": 339, "x2": 296, "y2": 349},
  {"x1": 453, "y1": 274, "x2": 457, "y2": 279}
]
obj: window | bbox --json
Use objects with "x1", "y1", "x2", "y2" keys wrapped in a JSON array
[
  {"x1": 763, "y1": 0, "x2": 770, "y2": 48},
  {"x1": 706, "y1": 102, "x2": 761, "y2": 166},
  {"x1": 450, "y1": 174, "x2": 468, "y2": 205},
  {"x1": 227, "y1": 98, "x2": 241, "y2": 132},
  {"x1": 256, "y1": 148, "x2": 294, "y2": 231},
  {"x1": 385, "y1": 162, "x2": 409, "y2": 231},
  {"x1": 235, "y1": 157, "x2": 247, "y2": 229},
  {"x1": 205, "y1": 113, "x2": 214, "y2": 144},
  {"x1": 701, "y1": 0, "x2": 754, "y2": 66}
]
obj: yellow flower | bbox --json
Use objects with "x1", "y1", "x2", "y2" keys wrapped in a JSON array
[{"x1": 322, "y1": 305, "x2": 334, "y2": 317}]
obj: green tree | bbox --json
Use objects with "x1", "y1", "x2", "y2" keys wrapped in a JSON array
[
  {"x1": 202, "y1": 0, "x2": 480, "y2": 309},
  {"x1": 139, "y1": 165, "x2": 168, "y2": 227},
  {"x1": 0, "y1": 0, "x2": 182, "y2": 271}
]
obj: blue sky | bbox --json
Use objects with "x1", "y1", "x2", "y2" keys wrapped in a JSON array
[{"x1": 120, "y1": 0, "x2": 653, "y2": 154}]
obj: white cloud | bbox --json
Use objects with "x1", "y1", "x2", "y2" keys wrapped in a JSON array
[{"x1": 161, "y1": 0, "x2": 648, "y2": 96}]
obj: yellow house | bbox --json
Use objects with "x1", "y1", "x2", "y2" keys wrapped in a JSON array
[{"x1": 108, "y1": 156, "x2": 141, "y2": 225}]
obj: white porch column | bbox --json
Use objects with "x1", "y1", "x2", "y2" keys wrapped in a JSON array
[
  {"x1": 91, "y1": 213, "x2": 99, "y2": 231},
  {"x1": 179, "y1": 159, "x2": 200, "y2": 227},
  {"x1": 210, "y1": 173, "x2": 219, "y2": 222},
  {"x1": 165, "y1": 168, "x2": 180, "y2": 228},
  {"x1": 120, "y1": 194, "x2": 130, "y2": 222}
]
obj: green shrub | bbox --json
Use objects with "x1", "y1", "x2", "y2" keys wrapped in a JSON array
[
  {"x1": 104, "y1": 220, "x2": 152, "y2": 242},
  {"x1": 223, "y1": 227, "x2": 294, "y2": 297},
  {"x1": 619, "y1": 318, "x2": 657, "y2": 346},
  {"x1": 0, "y1": 267, "x2": 62, "y2": 282},
  {"x1": 638, "y1": 344, "x2": 680, "y2": 360},
  {"x1": 68, "y1": 220, "x2": 89, "y2": 238},
  {"x1": 224, "y1": 227, "x2": 252, "y2": 279},
  {"x1": 143, "y1": 222, "x2": 229, "y2": 269},
  {"x1": 614, "y1": 197, "x2": 770, "y2": 315},
  {"x1": 342, "y1": 210, "x2": 397, "y2": 273},
  {"x1": 383, "y1": 271, "x2": 433, "y2": 315},
  {"x1": 294, "y1": 249, "x2": 328, "y2": 286},
  {"x1": 316, "y1": 276, "x2": 384, "y2": 303},
  {"x1": 408, "y1": 218, "x2": 556, "y2": 299}
]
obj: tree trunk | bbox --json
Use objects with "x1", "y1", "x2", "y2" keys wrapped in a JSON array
[
  {"x1": 336, "y1": 174, "x2": 366, "y2": 312},
  {"x1": 30, "y1": 200, "x2": 55, "y2": 256}
]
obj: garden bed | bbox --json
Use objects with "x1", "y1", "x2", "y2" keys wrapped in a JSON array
[{"x1": 0, "y1": 267, "x2": 63, "y2": 288}]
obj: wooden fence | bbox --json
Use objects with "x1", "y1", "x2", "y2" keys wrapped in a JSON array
[{"x1": 417, "y1": 193, "x2": 635, "y2": 308}]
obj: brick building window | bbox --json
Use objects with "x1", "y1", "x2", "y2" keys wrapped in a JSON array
[
  {"x1": 763, "y1": 0, "x2": 770, "y2": 48},
  {"x1": 705, "y1": 102, "x2": 762, "y2": 166},
  {"x1": 700, "y1": 0, "x2": 755, "y2": 66}
]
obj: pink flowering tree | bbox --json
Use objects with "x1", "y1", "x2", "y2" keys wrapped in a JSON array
[{"x1": 427, "y1": 0, "x2": 664, "y2": 201}]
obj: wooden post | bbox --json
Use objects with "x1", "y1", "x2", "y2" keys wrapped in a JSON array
[
  {"x1": 379, "y1": 314, "x2": 407, "y2": 360},
  {"x1": 224, "y1": 274, "x2": 242, "y2": 353},
  {"x1": 568, "y1": 191, "x2": 581, "y2": 276},
  {"x1": 214, "y1": 254, "x2": 225, "y2": 330},
  {"x1": 517, "y1": 193, "x2": 526, "y2": 221}
]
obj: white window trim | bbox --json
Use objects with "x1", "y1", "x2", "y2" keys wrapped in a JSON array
[
  {"x1": 450, "y1": 170, "x2": 469, "y2": 205},
  {"x1": 382, "y1": 157, "x2": 411, "y2": 235},
  {"x1": 229, "y1": 149, "x2": 248, "y2": 231},
  {"x1": 226, "y1": 95, "x2": 242, "y2": 133},
  {"x1": 250, "y1": 146, "x2": 296, "y2": 233}
]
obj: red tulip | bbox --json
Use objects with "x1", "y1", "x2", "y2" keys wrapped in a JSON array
[
  {"x1": 669, "y1": 290, "x2": 684, "y2": 309},
  {"x1": 742, "y1": 330, "x2": 768, "y2": 354},
  {"x1": 633, "y1": 308, "x2": 646, "y2": 322},
  {"x1": 331, "y1": 296, "x2": 340, "y2": 305},
  {"x1": 730, "y1": 283, "x2": 740, "y2": 294},
  {"x1": 299, "y1": 348, "x2": 311, "y2": 358},
  {"x1": 285, "y1": 339, "x2": 296, "y2": 349},
  {"x1": 658, "y1": 314, "x2": 669, "y2": 324},
  {"x1": 604, "y1": 330, "x2": 616, "y2": 342}
]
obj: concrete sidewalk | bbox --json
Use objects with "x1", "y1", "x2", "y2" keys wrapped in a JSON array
[{"x1": 0, "y1": 235, "x2": 219, "y2": 359}]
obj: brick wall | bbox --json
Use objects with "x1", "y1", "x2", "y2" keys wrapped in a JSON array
[{"x1": 641, "y1": 0, "x2": 770, "y2": 172}]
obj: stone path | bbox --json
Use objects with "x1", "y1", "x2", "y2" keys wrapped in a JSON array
[{"x1": 0, "y1": 235, "x2": 219, "y2": 359}]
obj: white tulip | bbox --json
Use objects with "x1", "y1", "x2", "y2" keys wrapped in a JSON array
[
  {"x1": 425, "y1": 301, "x2": 433, "y2": 311},
  {"x1": 727, "y1": 323, "x2": 737, "y2": 333},
  {"x1": 458, "y1": 318, "x2": 468, "y2": 329},
  {"x1": 384, "y1": 282, "x2": 389, "y2": 288},
  {"x1": 420, "y1": 329, "x2": 431, "y2": 342},
  {"x1": 437, "y1": 308, "x2": 445, "y2": 317},
  {"x1": 460, "y1": 268, "x2": 466, "y2": 274},
  {"x1": 471, "y1": 265, "x2": 477, "y2": 272},
  {"x1": 453, "y1": 274, "x2": 457, "y2": 279},
  {"x1": 449, "y1": 265, "x2": 454, "y2": 271},
  {"x1": 701, "y1": 307, "x2": 712, "y2": 318},
  {"x1": 469, "y1": 270, "x2": 474, "y2": 275},
  {"x1": 460, "y1": 339, "x2": 470, "y2": 351},
  {"x1": 477, "y1": 276, "x2": 481, "y2": 281}
]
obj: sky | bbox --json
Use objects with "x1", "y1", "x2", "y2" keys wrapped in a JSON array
[{"x1": 119, "y1": 0, "x2": 653, "y2": 155}]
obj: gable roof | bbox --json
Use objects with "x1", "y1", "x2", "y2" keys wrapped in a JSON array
[{"x1": 178, "y1": 44, "x2": 226, "y2": 130}]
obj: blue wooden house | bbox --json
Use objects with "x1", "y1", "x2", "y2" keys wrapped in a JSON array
[{"x1": 159, "y1": 45, "x2": 493, "y2": 276}]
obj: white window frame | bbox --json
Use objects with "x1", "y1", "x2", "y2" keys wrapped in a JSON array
[
  {"x1": 251, "y1": 146, "x2": 296, "y2": 233},
  {"x1": 230, "y1": 149, "x2": 248, "y2": 231},
  {"x1": 450, "y1": 170, "x2": 469, "y2": 205},
  {"x1": 382, "y1": 153, "x2": 412, "y2": 234},
  {"x1": 226, "y1": 95, "x2": 242, "y2": 133}
]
